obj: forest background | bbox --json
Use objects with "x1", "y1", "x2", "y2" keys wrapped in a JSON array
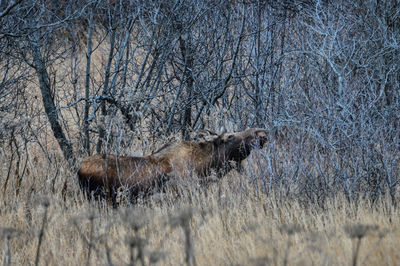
[{"x1": 0, "y1": 0, "x2": 400, "y2": 265}]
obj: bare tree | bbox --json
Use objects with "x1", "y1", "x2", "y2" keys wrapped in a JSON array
[{"x1": 0, "y1": 0, "x2": 399, "y2": 204}]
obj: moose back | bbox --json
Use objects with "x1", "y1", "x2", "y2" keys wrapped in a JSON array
[{"x1": 77, "y1": 128, "x2": 268, "y2": 205}]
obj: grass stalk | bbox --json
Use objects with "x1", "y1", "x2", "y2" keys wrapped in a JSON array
[
  {"x1": 35, "y1": 200, "x2": 49, "y2": 266},
  {"x1": 86, "y1": 212, "x2": 95, "y2": 266}
]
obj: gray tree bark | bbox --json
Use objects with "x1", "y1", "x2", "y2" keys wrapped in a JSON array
[{"x1": 29, "y1": 33, "x2": 76, "y2": 169}]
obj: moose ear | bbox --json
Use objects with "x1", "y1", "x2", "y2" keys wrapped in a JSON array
[
  {"x1": 255, "y1": 130, "x2": 268, "y2": 146},
  {"x1": 256, "y1": 130, "x2": 268, "y2": 138}
]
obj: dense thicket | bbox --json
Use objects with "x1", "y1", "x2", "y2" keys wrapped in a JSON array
[{"x1": 0, "y1": 0, "x2": 399, "y2": 204}]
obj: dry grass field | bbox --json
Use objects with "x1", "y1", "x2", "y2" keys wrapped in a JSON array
[{"x1": 1, "y1": 148, "x2": 399, "y2": 266}]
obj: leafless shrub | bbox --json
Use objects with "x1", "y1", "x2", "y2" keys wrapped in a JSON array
[
  {"x1": 344, "y1": 224, "x2": 380, "y2": 266},
  {"x1": 279, "y1": 224, "x2": 303, "y2": 266},
  {"x1": 169, "y1": 207, "x2": 197, "y2": 266},
  {"x1": 33, "y1": 196, "x2": 50, "y2": 266},
  {"x1": 0, "y1": 0, "x2": 399, "y2": 264},
  {"x1": 72, "y1": 211, "x2": 100, "y2": 266},
  {"x1": 118, "y1": 207, "x2": 168, "y2": 265},
  {"x1": 0, "y1": 227, "x2": 23, "y2": 266},
  {"x1": 0, "y1": 0, "x2": 398, "y2": 206}
]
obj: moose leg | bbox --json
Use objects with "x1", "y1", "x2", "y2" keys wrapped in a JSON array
[{"x1": 106, "y1": 183, "x2": 119, "y2": 208}]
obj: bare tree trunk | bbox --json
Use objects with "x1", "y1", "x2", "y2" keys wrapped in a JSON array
[
  {"x1": 97, "y1": 27, "x2": 116, "y2": 153},
  {"x1": 179, "y1": 33, "x2": 194, "y2": 140},
  {"x1": 29, "y1": 33, "x2": 76, "y2": 169},
  {"x1": 83, "y1": 5, "x2": 95, "y2": 155},
  {"x1": 253, "y1": 1, "x2": 263, "y2": 127}
]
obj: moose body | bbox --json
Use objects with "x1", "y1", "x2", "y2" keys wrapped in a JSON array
[{"x1": 78, "y1": 128, "x2": 268, "y2": 205}]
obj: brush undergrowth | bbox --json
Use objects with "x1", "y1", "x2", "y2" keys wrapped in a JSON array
[{"x1": 0, "y1": 151, "x2": 399, "y2": 266}]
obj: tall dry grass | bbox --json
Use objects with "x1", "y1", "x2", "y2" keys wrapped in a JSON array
[{"x1": 0, "y1": 149, "x2": 399, "y2": 266}]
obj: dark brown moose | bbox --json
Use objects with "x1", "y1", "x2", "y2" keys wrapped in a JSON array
[{"x1": 77, "y1": 128, "x2": 268, "y2": 205}]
